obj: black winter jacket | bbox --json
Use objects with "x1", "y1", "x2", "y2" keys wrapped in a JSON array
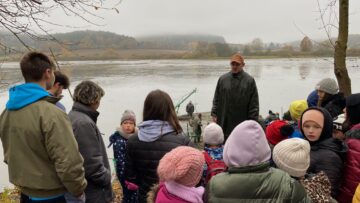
[
  {"x1": 125, "y1": 131, "x2": 193, "y2": 203},
  {"x1": 321, "y1": 93, "x2": 346, "y2": 118},
  {"x1": 301, "y1": 107, "x2": 347, "y2": 198},
  {"x1": 69, "y1": 102, "x2": 114, "y2": 203},
  {"x1": 211, "y1": 71, "x2": 259, "y2": 138},
  {"x1": 308, "y1": 138, "x2": 347, "y2": 198}
]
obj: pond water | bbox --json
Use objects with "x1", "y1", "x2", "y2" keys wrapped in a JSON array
[{"x1": 1, "y1": 57, "x2": 360, "y2": 189}]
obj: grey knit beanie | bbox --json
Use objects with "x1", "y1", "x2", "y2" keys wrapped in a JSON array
[
  {"x1": 272, "y1": 138, "x2": 310, "y2": 177},
  {"x1": 121, "y1": 110, "x2": 136, "y2": 124},
  {"x1": 316, "y1": 78, "x2": 339, "y2": 95},
  {"x1": 203, "y1": 123, "x2": 224, "y2": 145}
]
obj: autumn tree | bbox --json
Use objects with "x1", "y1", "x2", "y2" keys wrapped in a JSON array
[
  {"x1": 250, "y1": 38, "x2": 264, "y2": 52},
  {"x1": 300, "y1": 36, "x2": 313, "y2": 52}
]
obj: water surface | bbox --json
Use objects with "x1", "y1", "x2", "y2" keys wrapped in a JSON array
[{"x1": 1, "y1": 58, "x2": 360, "y2": 189}]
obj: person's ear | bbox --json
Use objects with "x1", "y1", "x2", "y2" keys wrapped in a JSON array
[{"x1": 54, "y1": 82, "x2": 61, "y2": 88}]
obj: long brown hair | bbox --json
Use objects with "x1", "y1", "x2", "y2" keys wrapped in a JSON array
[
  {"x1": 317, "y1": 92, "x2": 332, "y2": 107},
  {"x1": 143, "y1": 89, "x2": 182, "y2": 133}
]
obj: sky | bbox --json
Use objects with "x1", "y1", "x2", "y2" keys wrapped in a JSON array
[{"x1": 47, "y1": 0, "x2": 360, "y2": 44}]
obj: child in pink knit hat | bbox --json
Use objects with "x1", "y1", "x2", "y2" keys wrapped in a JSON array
[{"x1": 153, "y1": 146, "x2": 205, "y2": 203}]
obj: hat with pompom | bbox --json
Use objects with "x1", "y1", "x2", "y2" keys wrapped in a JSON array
[
  {"x1": 265, "y1": 120, "x2": 294, "y2": 146},
  {"x1": 157, "y1": 146, "x2": 205, "y2": 187}
]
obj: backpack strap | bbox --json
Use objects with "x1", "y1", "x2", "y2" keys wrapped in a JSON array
[{"x1": 203, "y1": 151, "x2": 214, "y2": 165}]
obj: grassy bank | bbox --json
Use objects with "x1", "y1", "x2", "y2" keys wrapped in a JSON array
[{"x1": 0, "y1": 181, "x2": 123, "y2": 203}]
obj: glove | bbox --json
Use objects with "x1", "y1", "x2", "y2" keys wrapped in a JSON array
[{"x1": 125, "y1": 181, "x2": 139, "y2": 191}]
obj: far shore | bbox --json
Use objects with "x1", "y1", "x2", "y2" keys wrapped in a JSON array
[{"x1": 1, "y1": 48, "x2": 357, "y2": 62}]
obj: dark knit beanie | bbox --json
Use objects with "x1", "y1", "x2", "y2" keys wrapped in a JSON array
[{"x1": 346, "y1": 93, "x2": 360, "y2": 125}]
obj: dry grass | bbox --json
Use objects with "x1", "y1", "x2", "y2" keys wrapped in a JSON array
[
  {"x1": 0, "y1": 181, "x2": 123, "y2": 203},
  {"x1": 112, "y1": 179, "x2": 123, "y2": 203},
  {"x1": 0, "y1": 187, "x2": 20, "y2": 203}
]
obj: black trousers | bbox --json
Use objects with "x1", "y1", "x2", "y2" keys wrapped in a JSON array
[{"x1": 20, "y1": 193, "x2": 66, "y2": 203}]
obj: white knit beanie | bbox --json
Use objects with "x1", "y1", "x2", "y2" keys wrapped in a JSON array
[
  {"x1": 272, "y1": 138, "x2": 310, "y2": 177},
  {"x1": 203, "y1": 123, "x2": 224, "y2": 145},
  {"x1": 316, "y1": 78, "x2": 339, "y2": 95}
]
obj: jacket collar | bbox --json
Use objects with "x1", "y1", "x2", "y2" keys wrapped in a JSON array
[
  {"x1": 345, "y1": 126, "x2": 360, "y2": 139},
  {"x1": 228, "y1": 161, "x2": 270, "y2": 174},
  {"x1": 71, "y1": 102, "x2": 99, "y2": 123},
  {"x1": 42, "y1": 95, "x2": 61, "y2": 104},
  {"x1": 230, "y1": 70, "x2": 245, "y2": 78}
]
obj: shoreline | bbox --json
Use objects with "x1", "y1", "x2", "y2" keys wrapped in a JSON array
[{"x1": 1, "y1": 52, "x2": 358, "y2": 62}]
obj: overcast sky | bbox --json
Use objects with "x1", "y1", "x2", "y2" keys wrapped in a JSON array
[{"x1": 48, "y1": 0, "x2": 360, "y2": 44}]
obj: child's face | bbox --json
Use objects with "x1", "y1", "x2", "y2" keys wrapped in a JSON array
[
  {"x1": 317, "y1": 90, "x2": 326, "y2": 100},
  {"x1": 302, "y1": 120, "x2": 323, "y2": 142},
  {"x1": 121, "y1": 120, "x2": 135, "y2": 134}
]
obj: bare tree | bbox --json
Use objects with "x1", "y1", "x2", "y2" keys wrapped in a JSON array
[
  {"x1": 317, "y1": 0, "x2": 351, "y2": 96},
  {"x1": 0, "y1": 0, "x2": 121, "y2": 52},
  {"x1": 334, "y1": 0, "x2": 351, "y2": 96}
]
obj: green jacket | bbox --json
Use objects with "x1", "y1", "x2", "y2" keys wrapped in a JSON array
[
  {"x1": 0, "y1": 96, "x2": 87, "y2": 197},
  {"x1": 205, "y1": 162, "x2": 311, "y2": 203}
]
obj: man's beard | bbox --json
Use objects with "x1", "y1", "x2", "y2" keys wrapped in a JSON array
[{"x1": 46, "y1": 78, "x2": 55, "y2": 90}]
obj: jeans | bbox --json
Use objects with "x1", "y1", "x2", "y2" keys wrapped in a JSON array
[{"x1": 64, "y1": 193, "x2": 85, "y2": 203}]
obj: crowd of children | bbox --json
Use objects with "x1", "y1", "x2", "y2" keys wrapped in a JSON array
[{"x1": 106, "y1": 77, "x2": 360, "y2": 203}]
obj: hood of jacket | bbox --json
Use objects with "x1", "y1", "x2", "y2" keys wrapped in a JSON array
[
  {"x1": 345, "y1": 123, "x2": 360, "y2": 139},
  {"x1": 300, "y1": 107, "x2": 333, "y2": 145},
  {"x1": 6, "y1": 83, "x2": 50, "y2": 110},
  {"x1": 138, "y1": 120, "x2": 175, "y2": 142},
  {"x1": 322, "y1": 93, "x2": 346, "y2": 108},
  {"x1": 307, "y1": 90, "x2": 319, "y2": 107},
  {"x1": 223, "y1": 120, "x2": 271, "y2": 168}
]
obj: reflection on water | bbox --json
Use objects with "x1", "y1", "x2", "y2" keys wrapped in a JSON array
[
  {"x1": 247, "y1": 64, "x2": 262, "y2": 79},
  {"x1": 0, "y1": 57, "x2": 360, "y2": 189},
  {"x1": 298, "y1": 64, "x2": 311, "y2": 80}
]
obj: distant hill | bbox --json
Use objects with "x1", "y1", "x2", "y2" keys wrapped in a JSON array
[
  {"x1": 137, "y1": 34, "x2": 226, "y2": 50},
  {"x1": 1, "y1": 30, "x2": 359, "y2": 59},
  {"x1": 0, "y1": 31, "x2": 228, "y2": 52},
  {"x1": 0, "y1": 30, "x2": 139, "y2": 51},
  {"x1": 51, "y1": 30, "x2": 138, "y2": 49}
]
